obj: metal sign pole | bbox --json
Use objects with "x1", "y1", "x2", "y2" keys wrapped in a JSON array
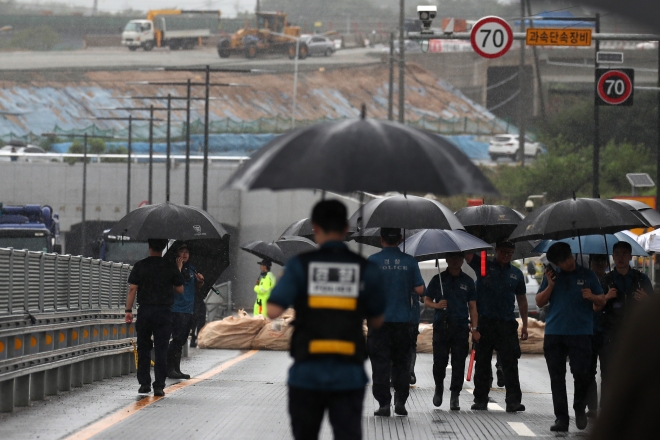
[
  {"x1": 148, "y1": 105, "x2": 154, "y2": 204},
  {"x1": 82, "y1": 133, "x2": 88, "y2": 257},
  {"x1": 593, "y1": 13, "x2": 601, "y2": 198},
  {"x1": 203, "y1": 65, "x2": 210, "y2": 211},
  {"x1": 166, "y1": 94, "x2": 172, "y2": 203},
  {"x1": 518, "y1": 0, "x2": 526, "y2": 167},
  {"x1": 388, "y1": 31, "x2": 395, "y2": 121},
  {"x1": 657, "y1": 43, "x2": 660, "y2": 211},
  {"x1": 185, "y1": 79, "x2": 192, "y2": 205},
  {"x1": 398, "y1": 0, "x2": 405, "y2": 124},
  {"x1": 127, "y1": 115, "x2": 132, "y2": 215}
]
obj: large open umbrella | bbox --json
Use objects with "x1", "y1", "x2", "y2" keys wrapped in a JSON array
[
  {"x1": 454, "y1": 205, "x2": 524, "y2": 243},
  {"x1": 108, "y1": 202, "x2": 227, "y2": 241},
  {"x1": 348, "y1": 195, "x2": 464, "y2": 231},
  {"x1": 532, "y1": 232, "x2": 648, "y2": 256},
  {"x1": 277, "y1": 236, "x2": 318, "y2": 259},
  {"x1": 240, "y1": 240, "x2": 286, "y2": 266},
  {"x1": 165, "y1": 238, "x2": 231, "y2": 295},
  {"x1": 224, "y1": 110, "x2": 498, "y2": 195},
  {"x1": 400, "y1": 229, "x2": 492, "y2": 262},
  {"x1": 348, "y1": 227, "x2": 423, "y2": 248},
  {"x1": 278, "y1": 218, "x2": 315, "y2": 241},
  {"x1": 610, "y1": 199, "x2": 660, "y2": 228}
]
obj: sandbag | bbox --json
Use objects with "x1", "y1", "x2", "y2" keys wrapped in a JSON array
[
  {"x1": 517, "y1": 317, "x2": 545, "y2": 354},
  {"x1": 416, "y1": 324, "x2": 434, "y2": 353},
  {"x1": 252, "y1": 309, "x2": 295, "y2": 350},
  {"x1": 198, "y1": 309, "x2": 266, "y2": 349}
]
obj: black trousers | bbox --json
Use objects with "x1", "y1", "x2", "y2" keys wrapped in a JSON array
[
  {"x1": 191, "y1": 296, "x2": 207, "y2": 342},
  {"x1": 289, "y1": 386, "x2": 365, "y2": 440},
  {"x1": 544, "y1": 334, "x2": 592, "y2": 424},
  {"x1": 473, "y1": 317, "x2": 522, "y2": 406},
  {"x1": 368, "y1": 322, "x2": 412, "y2": 406},
  {"x1": 168, "y1": 312, "x2": 194, "y2": 359},
  {"x1": 433, "y1": 321, "x2": 470, "y2": 392},
  {"x1": 136, "y1": 305, "x2": 172, "y2": 389},
  {"x1": 409, "y1": 323, "x2": 419, "y2": 374},
  {"x1": 587, "y1": 332, "x2": 605, "y2": 411},
  {"x1": 599, "y1": 328, "x2": 621, "y2": 408}
]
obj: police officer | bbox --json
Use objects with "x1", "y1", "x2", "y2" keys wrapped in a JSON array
[
  {"x1": 368, "y1": 228, "x2": 425, "y2": 416},
  {"x1": 267, "y1": 200, "x2": 385, "y2": 440},
  {"x1": 167, "y1": 243, "x2": 204, "y2": 380},
  {"x1": 424, "y1": 252, "x2": 479, "y2": 411},
  {"x1": 467, "y1": 239, "x2": 527, "y2": 413},
  {"x1": 587, "y1": 254, "x2": 608, "y2": 417},
  {"x1": 125, "y1": 238, "x2": 184, "y2": 397},
  {"x1": 595, "y1": 241, "x2": 653, "y2": 406},
  {"x1": 254, "y1": 258, "x2": 276, "y2": 317},
  {"x1": 536, "y1": 242, "x2": 604, "y2": 432}
]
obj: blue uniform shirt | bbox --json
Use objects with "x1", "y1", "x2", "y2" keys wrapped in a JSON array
[
  {"x1": 368, "y1": 247, "x2": 425, "y2": 323},
  {"x1": 268, "y1": 241, "x2": 385, "y2": 391},
  {"x1": 425, "y1": 270, "x2": 477, "y2": 326},
  {"x1": 538, "y1": 264, "x2": 604, "y2": 335},
  {"x1": 469, "y1": 254, "x2": 525, "y2": 321},
  {"x1": 171, "y1": 264, "x2": 196, "y2": 314}
]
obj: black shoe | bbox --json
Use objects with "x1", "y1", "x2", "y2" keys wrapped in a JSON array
[
  {"x1": 586, "y1": 409, "x2": 598, "y2": 418},
  {"x1": 433, "y1": 387, "x2": 443, "y2": 407},
  {"x1": 506, "y1": 403, "x2": 525, "y2": 413},
  {"x1": 550, "y1": 420, "x2": 569, "y2": 432},
  {"x1": 496, "y1": 367, "x2": 505, "y2": 388},
  {"x1": 450, "y1": 392, "x2": 460, "y2": 411},
  {"x1": 153, "y1": 387, "x2": 165, "y2": 397},
  {"x1": 189, "y1": 337, "x2": 197, "y2": 348},
  {"x1": 374, "y1": 405, "x2": 390, "y2": 417},
  {"x1": 138, "y1": 385, "x2": 151, "y2": 394},
  {"x1": 576, "y1": 412, "x2": 588, "y2": 430},
  {"x1": 167, "y1": 367, "x2": 184, "y2": 379},
  {"x1": 471, "y1": 401, "x2": 488, "y2": 410},
  {"x1": 394, "y1": 402, "x2": 408, "y2": 416},
  {"x1": 410, "y1": 372, "x2": 416, "y2": 385},
  {"x1": 174, "y1": 353, "x2": 191, "y2": 380}
]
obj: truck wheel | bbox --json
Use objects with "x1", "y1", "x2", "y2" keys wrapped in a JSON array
[
  {"x1": 287, "y1": 44, "x2": 297, "y2": 59},
  {"x1": 324, "y1": 48, "x2": 333, "y2": 57},
  {"x1": 245, "y1": 44, "x2": 257, "y2": 59},
  {"x1": 128, "y1": 46, "x2": 138, "y2": 52},
  {"x1": 217, "y1": 40, "x2": 231, "y2": 58},
  {"x1": 143, "y1": 41, "x2": 154, "y2": 51},
  {"x1": 298, "y1": 44, "x2": 309, "y2": 59}
]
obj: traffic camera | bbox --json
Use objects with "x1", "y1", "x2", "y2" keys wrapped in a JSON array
[{"x1": 417, "y1": 6, "x2": 437, "y2": 34}]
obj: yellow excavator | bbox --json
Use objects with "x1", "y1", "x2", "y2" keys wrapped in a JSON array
[{"x1": 216, "y1": 12, "x2": 306, "y2": 59}]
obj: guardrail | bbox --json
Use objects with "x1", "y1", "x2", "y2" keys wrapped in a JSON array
[
  {"x1": 0, "y1": 152, "x2": 250, "y2": 164},
  {"x1": 0, "y1": 248, "x2": 135, "y2": 413}
]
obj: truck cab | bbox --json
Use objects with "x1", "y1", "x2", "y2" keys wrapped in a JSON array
[
  {"x1": 0, "y1": 204, "x2": 61, "y2": 253},
  {"x1": 122, "y1": 20, "x2": 155, "y2": 51},
  {"x1": 98, "y1": 229, "x2": 148, "y2": 265}
]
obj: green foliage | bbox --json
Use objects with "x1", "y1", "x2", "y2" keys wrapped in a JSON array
[
  {"x1": 105, "y1": 145, "x2": 128, "y2": 163},
  {"x1": 39, "y1": 136, "x2": 60, "y2": 152},
  {"x1": 65, "y1": 138, "x2": 108, "y2": 165},
  {"x1": 7, "y1": 26, "x2": 60, "y2": 51}
]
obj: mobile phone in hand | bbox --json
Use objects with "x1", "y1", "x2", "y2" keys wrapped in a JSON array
[{"x1": 544, "y1": 263, "x2": 557, "y2": 282}]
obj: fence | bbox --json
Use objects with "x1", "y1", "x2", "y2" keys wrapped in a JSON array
[{"x1": 0, "y1": 248, "x2": 135, "y2": 413}]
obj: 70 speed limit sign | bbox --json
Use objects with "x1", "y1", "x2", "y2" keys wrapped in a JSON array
[
  {"x1": 470, "y1": 16, "x2": 513, "y2": 59},
  {"x1": 596, "y1": 68, "x2": 635, "y2": 106}
]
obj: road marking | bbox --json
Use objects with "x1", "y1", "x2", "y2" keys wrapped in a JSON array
[
  {"x1": 487, "y1": 403, "x2": 504, "y2": 411},
  {"x1": 508, "y1": 422, "x2": 536, "y2": 437},
  {"x1": 64, "y1": 350, "x2": 259, "y2": 440},
  {"x1": 465, "y1": 388, "x2": 474, "y2": 394}
]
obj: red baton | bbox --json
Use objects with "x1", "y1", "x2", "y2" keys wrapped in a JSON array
[{"x1": 466, "y1": 342, "x2": 477, "y2": 381}]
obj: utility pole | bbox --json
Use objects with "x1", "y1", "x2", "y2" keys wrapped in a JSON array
[
  {"x1": 398, "y1": 0, "x2": 405, "y2": 124},
  {"x1": 518, "y1": 0, "x2": 527, "y2": 167},
  {"x1": 149, "y1": 105, "x2": 154, "y2": 204},
  {"x1": 203, "y1": 65, "x2": 211, "y2": 211},
  {"x1": 656, "y1": 42, "x2": 660, "y2": 210},
  {"x1": 166, "y1": 94, "x2": 172, "y2": 203},
  {"x1": 185, "y1": 79, "x2": 192, "y2": 205},
  {"x1": 593, "y1": 13, "x2": 601, "y2": 198},
  {"x1": 127, "y1": 115, "x2": 132, "y2": 215},
  {"x1": 388, "y1": 32, "x2": 395, "y2": 121},
  {"x1": 525, "y1": 0, "x2": 546, "y2": 122}
]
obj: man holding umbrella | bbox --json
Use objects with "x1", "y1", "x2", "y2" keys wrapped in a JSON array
[
  {"x1": 254, "y1": 259, "x2": 276, "y2": 317},
  {"x1": 368, "y1": 227, "x2": 425, "y2": 416},
  {"x1": 467, "y1": 239, "x2": 528, "y2": 413},
  {"x1": 424, "y1": 251, "x2": 479, "y2": 410}
]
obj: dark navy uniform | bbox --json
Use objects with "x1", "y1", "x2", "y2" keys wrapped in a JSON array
[
  {"x1": 425, "y1": 270, "x2": 476, "y2": 393},
  {"x1": 469, "y1": 254, "x2": 525, "y2": 408},
  {"x1": 268, "y1": 241, "x2": 384, "y2": 440}
]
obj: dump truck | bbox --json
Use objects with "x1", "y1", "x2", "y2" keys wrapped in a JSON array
[
  {"x1": 0, "y1": 204, "x2": 61, "y2": 253},
  {"x1": 122, "y1": 9, "x2": 221, "y2": 51},
  {"x1": 216, "y1": 11, "x2": 305, "y2": 59}
]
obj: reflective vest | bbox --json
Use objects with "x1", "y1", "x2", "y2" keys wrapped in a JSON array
[
  {"x1": 290, "y1": 248, "x2": 369, "y2": 363},
  {"x1": 254, "y1": 271, "x2": 276, "y2": 316}
]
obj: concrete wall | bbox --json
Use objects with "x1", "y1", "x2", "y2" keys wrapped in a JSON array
[{"x1": 0, "y1": 161, "x2": 360, "y2": 310}]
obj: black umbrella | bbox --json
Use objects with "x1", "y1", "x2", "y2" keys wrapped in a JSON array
[
  {"x1": 455, "y1": 205, "x2": 524, "y2": 243},
  {"x1": 400, "y1": 229, "x2": 492, "y2": 262},
  {"x1": 277, "y1": 236, "x2": 318, "y2": 259},
  {"x1": 509, "y1": 197, "x2": 648, "y2": 242},
  {"x1": 240, "y1": 240, "x2": 285, "y2": 266},
  {"x1": 165, "y1": 238, "x2": 231, "y2": 295},
  {"x1": 348, "y1": 227, "x2": 423, "y2": 248},
  {"x1": 278, "y1": 218, "x2": 315, "y2": 241},
  {"x1": 224, "y1": 111, "x2": 498, "y2": 195},
  {"x1": 348, "y1": 195, "x2": 464, "y2": 231},
  {"x1": 108, "y1": 202, "x2": 227, "y2": 241},
  {"x1": 610, "y1": 199, "x2": 660, "y2": 227}
]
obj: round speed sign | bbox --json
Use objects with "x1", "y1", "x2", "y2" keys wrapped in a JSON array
[
  {"x1": 470, "y1": 16, "x2": 514, "y2": 59},
  {"x1": 596, "y1": 70, "x2": 633, "y2": 105}
]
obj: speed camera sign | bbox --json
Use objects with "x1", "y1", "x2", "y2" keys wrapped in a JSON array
[
  {"x1": 596, "y1": 68, "x2": 634, "y2": 106},
  {"x1": 470, "y1": 16, "x2": 513, "y2": 59}
]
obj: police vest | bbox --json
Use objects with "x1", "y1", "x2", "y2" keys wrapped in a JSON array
[
  {"x1": 290, "y1": 247, "x2": 369, "y2": 363},
  {"x1": 601, "y1": 269, "x2": 644, "y2": 331}
]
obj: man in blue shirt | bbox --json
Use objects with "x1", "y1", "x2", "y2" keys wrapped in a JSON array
[
  {"x1": 537, "y1": 242, "x2": 605, "y2": 432},
  {"x1": 267, "y1": 200, "x2": 385, "y2": 440},
  {"x1": 467, "y1": 240, "x2": 528, "y2": 413},
  {"x1": 167, "y1": 243, "x2": 204, "y2": 380},
  {"x1": 367, "y1": 227, "x2": 425, "y2": 417},
  {"x1": 594, "y1": 241, "x2": 653, "y2": 411},
  {"x1": 424, "y1": 252, "x2": 479, "y2": 411}
]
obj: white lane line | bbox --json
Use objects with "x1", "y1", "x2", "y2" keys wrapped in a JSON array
[
  {"x1": 487, "y1": 403, "x2": 504, "y2": 411},
  {"x1": 508, "y1": 422, "x2": 536, "y2": 437},
  {"x1": 465, "y1": 388, "x2": 474, "y2": 394}
]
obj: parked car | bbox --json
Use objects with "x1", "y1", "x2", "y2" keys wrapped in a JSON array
[
  {"x1": 302, "y1": 35, "x2": 335, "y2": 57},
  {"x1": 514, "y1": 273, "x2": 541, "y2": 320},
  {"x1": 488, "y1": 134, "x2": 544, "y2": 161},
  {"x1": 0, "y1": 144, "x2": 54, "y2": 163}
]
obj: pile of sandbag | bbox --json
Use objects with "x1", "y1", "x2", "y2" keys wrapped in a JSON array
[
  {"x1": 517, "y1": 317, "x2": 545, "y2": 354},
  {"x1": 416, "y1": 324, "x2": 434, "y2": 353},
  {"x1": 198, "y1": 310, "x2": 266, "y2": 349},
  {"x1": 252, "y1": 308, "x2": 295, "y2": 350}
]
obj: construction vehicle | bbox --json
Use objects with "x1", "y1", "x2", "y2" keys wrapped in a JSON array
[
  {"x1": 216, "y1": 11, "x2": 305, "y2": 59},
  {"x1": 122, "y1": 9, "x2": 220, "y2": 51},
  {"x1": 0, "y1": 204, "x2": 61, "y2": 253},
  {"x1": 98, "y1": 229, "x2": 148, "y2": 265}
]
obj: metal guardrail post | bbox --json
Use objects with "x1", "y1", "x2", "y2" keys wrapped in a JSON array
[
  {"x1": 103, "y1": 356, "x2": 113, "y2": 379},
  {"x1": 0, "y1": 379, "x2": 14, "y2": 412},
  {"x1": 58, "y1": 364, "x2": 72, "y2": 392},
  {"x1": 8, "y1": 249, "x2": 14, "y2": 315},
  {"x1": 30, "y1": 371, "x2": 45, "y2": 401},
  {"x1": 15, "y1": 375, "x2": 29, "y2": 407},
  {"x1": 45, "y1": 369, "x2": 58, "y2": 395},
  {"x1": 83, "y1": 359, "x2": 94, "y2": 384},
  {"x1": 71, "y1": 362, "x2": 83, "y2": 388}
]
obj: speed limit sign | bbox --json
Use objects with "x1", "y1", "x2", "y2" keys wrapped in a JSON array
[
  {"x1": 470, "y1": 16, "x2": 513, "y2": 59},
  {"x1": 596, "y1": 68, "x2": 634, "y2": 106}
]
